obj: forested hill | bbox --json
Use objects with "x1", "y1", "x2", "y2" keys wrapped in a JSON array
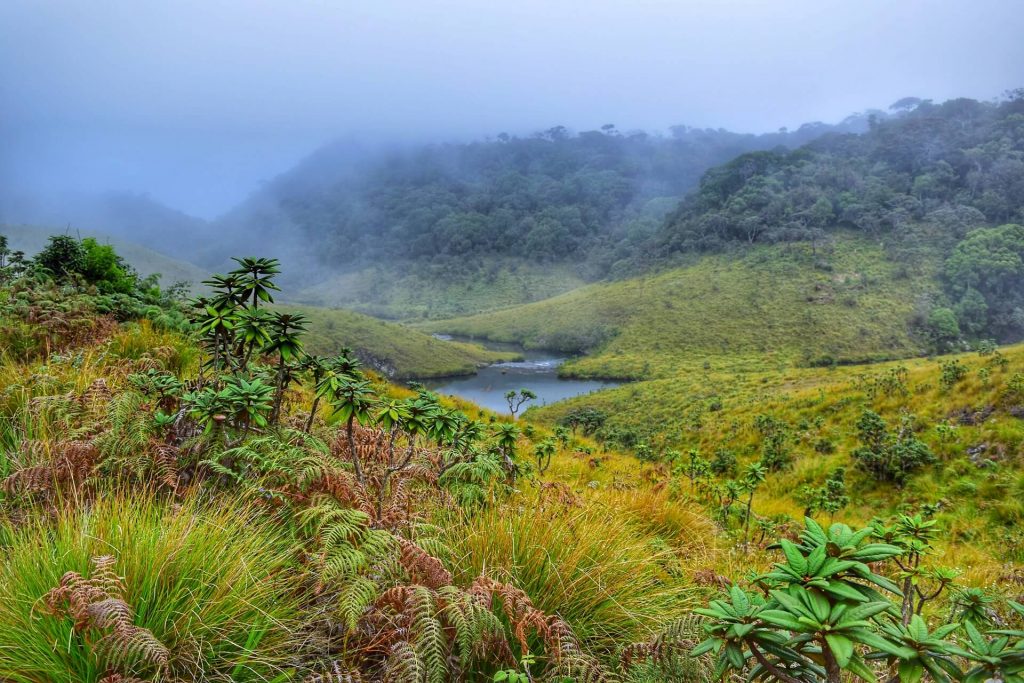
[
  {"x1": 642, "y1": 92, "x2": 1024, "y2": 343},
  {"x1": 652, "y1": 94, "x2": 1024, "y2": 255},
  {"x1": 212, "y1": 114, "x2": 876, "y2": 282}
]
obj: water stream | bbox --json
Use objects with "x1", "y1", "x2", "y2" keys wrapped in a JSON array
[{"x1": 422, "y1": 336, "x2": 621, "y2": 414}]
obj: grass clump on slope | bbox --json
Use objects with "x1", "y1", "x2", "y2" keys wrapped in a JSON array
[{"x1": 0, "y1": 491, "x2": 304, "y2": 683}]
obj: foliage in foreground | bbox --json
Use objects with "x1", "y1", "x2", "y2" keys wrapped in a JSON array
[
  {"x1": 0, "y1": 493, "x2": 303, "y2": 682},
  {"x1": 0, "y1": 249, "x2": 697, "y2": 682},
  {"x1": 4, "y1": 240, "x2": 1022, "y2": 683},
  {"x1": 693, "y1": 517, "x2": 1024, "y2": 683}
]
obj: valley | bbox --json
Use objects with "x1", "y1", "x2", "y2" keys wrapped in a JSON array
[{"x1": 3, "y1": 89, "x2": 1024, "y2": 683}]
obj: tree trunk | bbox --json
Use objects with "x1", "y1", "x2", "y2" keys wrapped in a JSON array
[
  {"x1": 901, "y1": 575, "x2": 914, "y2": 626},
  {"x1": 304, "y1": 394, "x2": 321, "y2": 433},
  {"x1": 743, "y1": 492, "x2": 754, "y2": 548},
  {"x1": 822, "y1": 641, "x2": 842, "y2": 683},
  {"x1": 347, "y1": 414, "x2": 364, "y2": 486},
  {"x1": 271, "y1": 358, "x2": 286, "y2": 424}
]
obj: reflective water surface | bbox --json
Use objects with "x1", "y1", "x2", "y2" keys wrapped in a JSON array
[{"x1": 422, "y1": 337, "x2": 621, "y2": 414}]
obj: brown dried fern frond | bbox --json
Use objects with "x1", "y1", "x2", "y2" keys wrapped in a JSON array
[
  {"x1": 396, "y1": 538, "x2": 451, "y2": 590},
  {"x1": 41, "y1": 555, "x2": 170, "y2": 675},
  {"x1": 2, "y1": 439, "x2": 99, "y2": 498},
  {"x1": 469, "y1": 576, "x2": 613, "y2": 681},
  {"x1": 304, "y1": 662, "x2": 363, "y2": 683}
]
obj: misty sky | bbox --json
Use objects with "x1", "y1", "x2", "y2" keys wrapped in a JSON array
[{"x1": 2, "y1": 0, "x2": 1023, "y2": 219}]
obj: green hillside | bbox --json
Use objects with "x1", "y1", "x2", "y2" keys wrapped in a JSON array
[
  {"x1": 286, "y1": 304, "x2": 516, "y2": 379},
  {"x1": 528, "y1": 341, "x2": 1024, "y2": 566},
  {"x1": 1, "y1": 224, "x2": 208, "y2": 287},
  {"x1": 428, "y1": 235, "x2": 938, "y2": 379}
]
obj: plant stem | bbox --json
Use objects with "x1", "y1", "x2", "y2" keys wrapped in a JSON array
[{"x1": 748, "y1": 641, "x2": 803, "y2": 683}]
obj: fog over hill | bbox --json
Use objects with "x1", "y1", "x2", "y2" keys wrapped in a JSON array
[{"x1": 2, "y1": 111, "x2": 879, "y2": 287}]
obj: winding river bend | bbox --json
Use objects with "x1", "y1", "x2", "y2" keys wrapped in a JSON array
[{"x1": 423, "y1": 337, "x2": 621, "y2": 414}]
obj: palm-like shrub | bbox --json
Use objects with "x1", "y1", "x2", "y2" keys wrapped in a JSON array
[{"x1": 693, "y1": 517, "x2": 1024, "y2": 683}]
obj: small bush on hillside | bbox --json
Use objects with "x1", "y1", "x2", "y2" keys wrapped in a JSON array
[
  {"x1": 814, "y1": 437, "x2": 837, "y2": 454},
  {"x1": 940, "y1": 358, "x2": 968, "y2": 390},
  {"x1": 852, "y1": 410, "x2": 935, "y2": 484},
  {"x1": 753, "y1": 414, "x2": 792, "y2": 471},
  {"x1": 710, "y1": 447, "x2": 737, "y2": 476}
]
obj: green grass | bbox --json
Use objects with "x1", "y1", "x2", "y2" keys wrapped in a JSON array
[
  {"x1": 528, "y1": 342, "x2": 1024, "y2": 574},
  {"x1": 0, "y1": 491, "x2": 304, "y2": 682},
  {"x1": 2, "y1": 224, "x2": 209, "y2": 288},
  {"x1": 291, "y1": 257, "x2": 586, "y2": 320},
  {"x1": 437, "y1": 489, "x2": 698, "y2": 654},
  {"x1": 285, "y1": 304, "x2": 517, "y2": 379},
  {"x1": 427, "y1": 236, "x2": 937, "y2": 379}
]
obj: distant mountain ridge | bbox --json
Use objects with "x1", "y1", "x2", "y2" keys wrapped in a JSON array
[{"x1": 0, "y1": 112, "x2": 886, "y2": 312}]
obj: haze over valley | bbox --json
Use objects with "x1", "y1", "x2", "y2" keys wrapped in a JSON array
[{"x1": 3, "y1": 3, "x2": 1024, "y2": 682}]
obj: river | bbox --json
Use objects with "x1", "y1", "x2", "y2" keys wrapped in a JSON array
[{"x1": 422, "y1": 337, "x2": 621, "y2": 414}]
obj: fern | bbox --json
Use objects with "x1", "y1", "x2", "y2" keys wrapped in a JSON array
[
  {"x1": 304, "y1": 662, "x2": 363, "y2": 683},
  {"x1": 2, "y1": 439, "x2": 99, "y2": 500},
  {"x1": 97, "y1": 391, "x2": 153, "y2": 462},
  {"x1": 438, "y1": 448, "x2": 503, "y2": 507},
  {"x1": 375, "y1": 584, "x2": 506, "y2": 682},
  {"x1": 95, "y1": 391, "x2": 179, "y2": 488},
  {"x1": 620, "y1": 615, "x2": 711, "y2": 683},
  {"x1": 42, "y1": 555, "x2": 169, "y2": 679},
  {"x1": 383, "y1": 641, "x2": 425, "y2": 682},
  {"x1": 300, "y1": 496, "x2": 398, "y2": 593}
]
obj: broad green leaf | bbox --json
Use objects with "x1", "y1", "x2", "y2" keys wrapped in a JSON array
[
  {"x1": 847, "y1": 654, "x2": 878, "y2": 683},
  {"x1": 781, "y1": 540, "x2": 809, "y2": 574},
  {"x1": 807, "y1": 589, "x2": 831, "y2": 622},
  {"x1": 730, "y1": 585, "x2": 751, "y2": 613},
  {"x1": 759, "y1": 610, "x2": 805, "y2": 631},
  {"x1": 826, "y1": 634, "x2": 854, "y2": 667},
  {"x1": 824, "y1": 580, "x2": 871, "y2": 603},
  {"x1": 898, "y1": 660, "x2": 924, "y2": 683},
  {"x1": 691, "y1": 638, "x2": 721, "y2": 656},
  {"x1": 908, "y1": 615, "x2": 929, "y2": 642},
  {"x1": 725, "y1": 642, "x2": 745, "y2": 669}
]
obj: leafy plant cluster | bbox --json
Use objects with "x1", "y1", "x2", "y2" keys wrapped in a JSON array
[
  {"x1": 0, "y1": 233, "x2": 190, "y2": 360},
  {"x1": 694, "y1": 516, "x2": 1024, "y2": 683}
]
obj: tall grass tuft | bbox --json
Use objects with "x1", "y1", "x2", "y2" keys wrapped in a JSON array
[
  {"x1": 104, "y1": 320, "x2": 198, "y2": 376},
  {"x1": 437, "y1": 488, "x2": 697, "y2": 658},
  {"x1": 0, "y1": 490, "x2": 304, "y2": 682}
]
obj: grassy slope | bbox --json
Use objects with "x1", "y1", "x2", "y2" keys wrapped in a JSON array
[
  {"x1": 291, "y1": 258, "x2": 586, "y2": 320},
  {"x1": 427, "y1": 236, "x2": 936, "y2": 379},
  {"x1": 2, "y1": 224, "x2": 209, "y2": 287},
  {"x1": 529, "y1": 343, "x2": 1024, "y2": 572},
  {"x1": 418, "y1": 233, "x2": 1024, "y2": 569},
  {"x1": 286, "y1": 304, "x2": 516, "y2": 379},
  {"x1": 0, "y1": 300, "x2": 1015, "y2": 673}
]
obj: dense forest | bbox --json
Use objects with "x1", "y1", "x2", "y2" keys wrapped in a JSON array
[{"x1": 211, "y1": 115, "x2": 877, "y2": 279}]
